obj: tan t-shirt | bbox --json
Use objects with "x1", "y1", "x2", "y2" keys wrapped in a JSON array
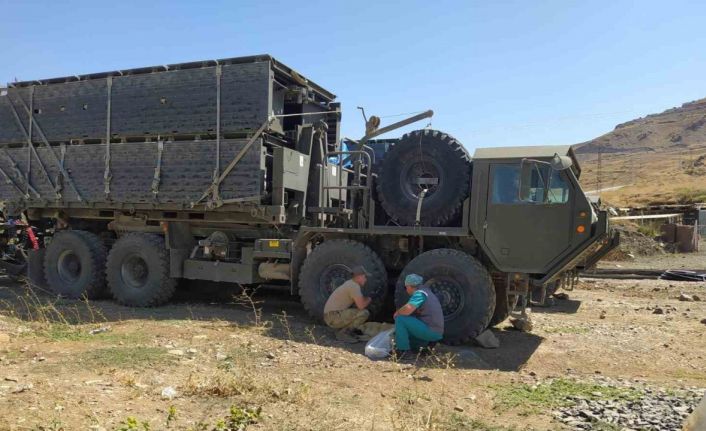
[{"x1": 323, "y1": 279, "x2": 363, "y2": 314}]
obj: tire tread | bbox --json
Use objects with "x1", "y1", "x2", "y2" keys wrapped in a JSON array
[
  {"x1": 377, "y1": 129, "x2": 471, "y2": 226},
  {"x1": 43, "y1": 230, "x2": 107, "y2": 299},
  {"x1": 395, "y1": 248, "x2": 495, "y2": 345},
  {"x1": 106, "y1": 232, "x2": 176, "y2": 307},
  {"x1": 298, "y1": 239, "x2": 387, "y2": 321}
]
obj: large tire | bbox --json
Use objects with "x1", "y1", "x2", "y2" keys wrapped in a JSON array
[
  {"x1": 298, "y1": 239, "x2": 387, "y2": 321},
  {"x1": 395, "y1": 249, "x2": 495, "y2": 345},
  {"x1": 377, "y1": 129, "x2": 471, "y2": 226},
  {"x1": 106, "y1": 233, "x2": 176, "y2": 307},
  {"x1": 44, "y1": 230, "x2": 107, "y2": 299}
]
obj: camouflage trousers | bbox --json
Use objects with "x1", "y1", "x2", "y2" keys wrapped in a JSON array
[{"x1": 323, "y1": 308, "x2": 370, "y2": 330}]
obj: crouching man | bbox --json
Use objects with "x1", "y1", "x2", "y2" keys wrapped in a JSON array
[
  {"x1": 323, "y1": 265, "x2": 372, "y2": 343},
  {"x1": 393, "y1": 274, "x2": 444, "y2": 358}
]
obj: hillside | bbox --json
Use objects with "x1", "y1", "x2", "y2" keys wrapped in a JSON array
[{"x1": 575, "y1": 98, "x2": 706, "y2": 207}]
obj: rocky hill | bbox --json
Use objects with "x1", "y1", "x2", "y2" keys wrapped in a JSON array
[
  {"x1": 576, "y1": 98, "x2": 706, "y2": 155},
  {"x1": 574, "y1": 99, "x2": 706, "y2": 207}
]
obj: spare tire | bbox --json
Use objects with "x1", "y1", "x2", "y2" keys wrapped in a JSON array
[
  {"x1": 377, "y1": 129, "x2": 471, "y2": 226},
  {"x1": 395, "y1": 249, "x2": 495, "y2": 344},
  {"x1": 298, "y1": 239, "x2": 387, "y2": 321}
]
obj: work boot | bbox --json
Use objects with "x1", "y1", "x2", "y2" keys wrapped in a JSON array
[
  {"x1": 351, "y1": 328, "x2": 372, "y2": 342},
  {"x1": 335, "y1": 329, "x2": 359, "y2": 344}
]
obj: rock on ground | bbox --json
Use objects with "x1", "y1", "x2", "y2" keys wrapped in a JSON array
[{"x1": 474, "y1": 330, "x2": 500, "y2": 349}]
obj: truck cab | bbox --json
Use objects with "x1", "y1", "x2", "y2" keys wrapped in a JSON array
[{"x1": 469, "y1": 145, "x2": 615, "y2": 285}]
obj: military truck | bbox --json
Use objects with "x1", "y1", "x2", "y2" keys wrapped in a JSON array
[{"x1": 0, "y1": 55, "x2": 617, "y2": 343}]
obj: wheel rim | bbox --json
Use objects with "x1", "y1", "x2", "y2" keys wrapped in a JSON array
[
  {"x1": 400, "y1": 158, "x2": 442, "y2": 199},
  {"x1": 57, "y1": 250, "x2": 82, "y2": 284},
  {"x1": 120, "y1": 253, "x2": 149, "y2": 289},
  {"x1": 319, "y1": 263, "x2": 351, "y2": 297},
  {"x1": 427, "y1": 276, "x2": 465, "y2": 320}
]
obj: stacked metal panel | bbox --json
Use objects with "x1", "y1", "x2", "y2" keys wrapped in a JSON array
[
  {"x1": 0, "y1": 60, "x2": 271, "y2": 144},
  {"x1": 0, "y1": 139, "x2": 262, "y2": 207}
]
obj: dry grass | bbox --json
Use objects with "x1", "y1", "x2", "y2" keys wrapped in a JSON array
[
  {"x1": 183, "y1": 369, "x2": 258, "y2": 398},
  {"x1": 579, "y1": 146, "x2": 706, "y2": 206},
  {"x1": 2, "y1": 276, "x2": 703, "y2": 430}
]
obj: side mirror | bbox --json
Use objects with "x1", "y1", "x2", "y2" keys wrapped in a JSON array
[{"x1": 550, "y1": 154, "x2": 573, "y2": 171}]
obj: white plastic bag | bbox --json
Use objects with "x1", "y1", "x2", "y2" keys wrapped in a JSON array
[{"x1": 365, "y1": 328, "x2": 394, "y2": 360}]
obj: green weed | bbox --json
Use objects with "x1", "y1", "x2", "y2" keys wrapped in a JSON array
[
  {"x1": 212, "y1": 406, "x2": 261, "y2": 431},
  {"x1": 79, "y1": 346, "x2": 171, "y2": 368},
  {"x1": 446, "y1": 413, "x2": 519, "y2": 430},
  {"x1": 636, "y1": 224, "x2": 661, "y2": 238},
  {"x1": 117, "y1": 417, "x2": 151, "y2": 431},
  {"x1": 30, "y1": 419, "x2": 66, "y2": 431},
  {"x1": 166, "y1": 405, "x2": 177, "y2": 428},
  {"x1": 493, "y1": 378, "x2": 642, "y2": 414},
  {"x1": 33, "y1": 324, "x2": 147, "y2": 344},
  {"x1": 675, "y1": 188, "x2": 706, "y2": 204}
]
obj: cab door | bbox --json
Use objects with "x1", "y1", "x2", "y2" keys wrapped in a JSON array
[{"x1": 483, "y1": 163, "x2": 574, "y2": 273}]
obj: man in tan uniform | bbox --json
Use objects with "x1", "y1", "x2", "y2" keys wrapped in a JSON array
[{"x1": 323, "y1": 265, "x2": 372, "y2": 342}]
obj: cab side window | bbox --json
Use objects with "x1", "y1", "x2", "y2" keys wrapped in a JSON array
[
  {"x1": 527, "y1": 164, "x2": 551, "y2": 203},
  {"x1": 490, "y1": 163, "x2": 570, "y2": 205},
  {"x1": 547, "y1": 170, "x2": 570, "y2": 204},
  {"x1": 490, "y1": 165, "x2": 520, "y2": 204}
]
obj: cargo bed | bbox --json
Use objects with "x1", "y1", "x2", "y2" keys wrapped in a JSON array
[{"x1": 0, "y1": 55, "x2": 339, "y2": 215}]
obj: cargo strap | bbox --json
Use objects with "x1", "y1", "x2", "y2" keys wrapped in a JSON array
[
  {"x1": 5, "y1": 95, "x2": 59, "y2": 199},
  {"x1": 14, "y1": 96, "x2": 83, "y2": 202},
  {"x1": 54, "y1": 144, "x2": 66, "y2": 197},
  {"x1": 193, "y1": 118, "x2": 272, "y2": 209},
  {"x1": 151, "y1": 140, "x2": 164, "y2": 196},
  {"x1": 0, "y1": 149, "x2": 39, "y2": 198},
  {"x1": 26, "y1": 87, "x2": 33, "y2": 197},
  {"x1": 0, "y1": 163, "x2": 26, "y2": 198},
  {"x1": 104, "y1": 76, "x2": 113, "y2": 197},
  {"x1": 213, "y1": 65, "x2": 222, "y2": 202}
]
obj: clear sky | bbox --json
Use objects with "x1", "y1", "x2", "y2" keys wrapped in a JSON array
[{"x1": 2, "y1": 0, "x2": 705, "y2": 152}]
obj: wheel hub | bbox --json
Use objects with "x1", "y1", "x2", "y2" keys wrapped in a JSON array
[
  {"x1": 401, "y1": 160, "x2": 441, "y2": 198},
  {"x1": 319, "y1": 263, "x2": 351, "y2": 296},
  {"x1": 121, "y1": 253, "x2": 149, "y2": 289},
  {"x1": 428, "y1": 278, "x2": 465, "y2": 320},
  {"x1": 57, "y1": 250, "x2": 82, "y2": 283}
]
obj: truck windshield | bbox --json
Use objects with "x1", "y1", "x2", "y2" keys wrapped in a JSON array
[{"x1": 491, "y1": 164, "x2": 569, "y2": 204}]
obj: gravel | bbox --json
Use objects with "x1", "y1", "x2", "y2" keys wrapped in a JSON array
[{"x1": 554, "y1": 386, "x2": 704, "y2": 430}]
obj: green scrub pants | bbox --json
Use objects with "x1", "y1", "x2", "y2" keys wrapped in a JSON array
[{"x1": 394, "y1": 315, "x2": 443, "y2": 351}]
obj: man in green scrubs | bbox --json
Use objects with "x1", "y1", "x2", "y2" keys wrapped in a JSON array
[{"x1": 393, "y1": 274, "x2": 444, "y2": 359}]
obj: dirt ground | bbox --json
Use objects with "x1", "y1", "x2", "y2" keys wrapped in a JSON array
[
  {"x1": 599, "y1": 247, "x2": 706, "y2": 271},
  {"x1": 0, "y1": 263, "x2": 704, "y2": 430}
]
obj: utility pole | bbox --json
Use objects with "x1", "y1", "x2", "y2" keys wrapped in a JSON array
[{"x1": 596, "y1": 143, "x2": 602, "y2": 197}]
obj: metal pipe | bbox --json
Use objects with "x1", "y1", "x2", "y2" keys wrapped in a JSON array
[{"x1": 358, "y1": 109, "x2": 433, "y2": 146}]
